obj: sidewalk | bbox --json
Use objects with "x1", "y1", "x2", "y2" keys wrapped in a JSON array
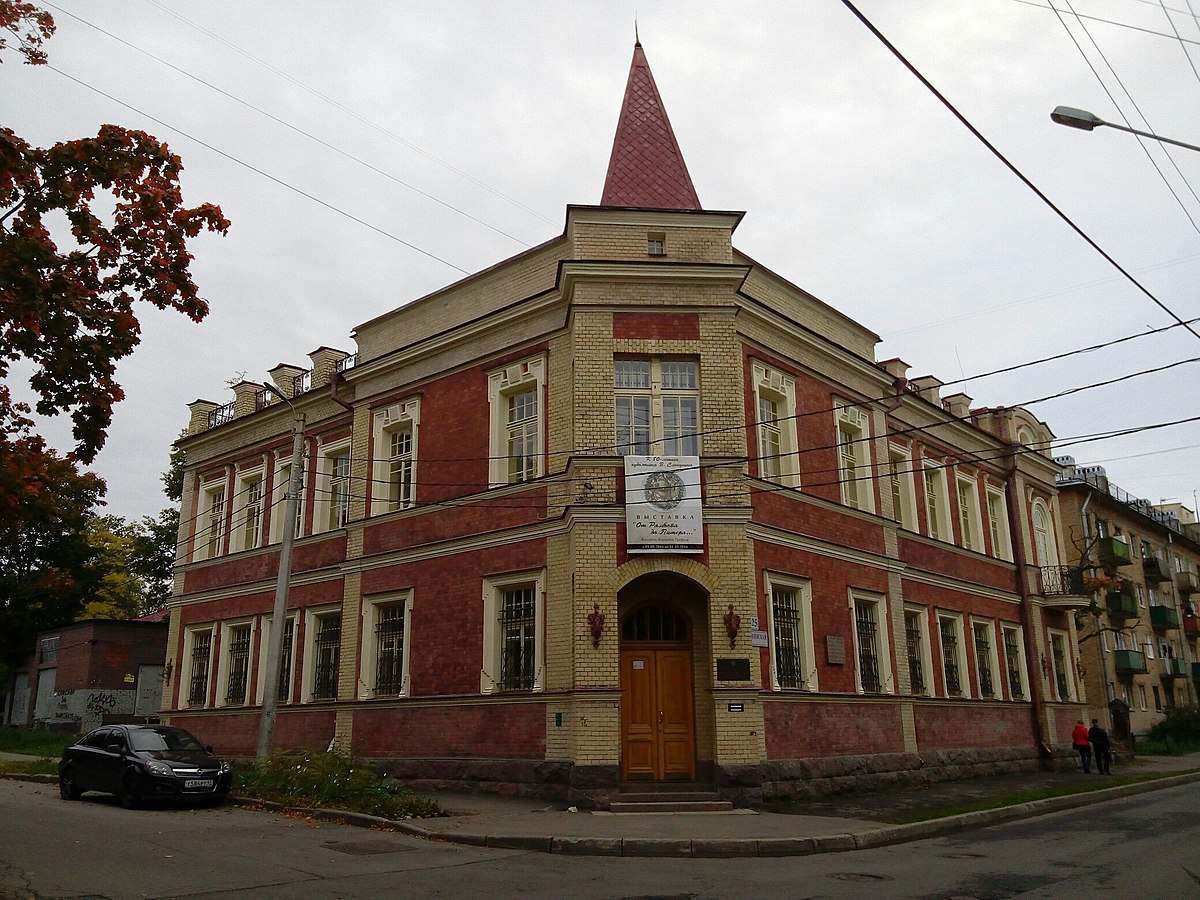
[{"x1": 349, "y1": 752, "x2": 1200, "y2": 858}]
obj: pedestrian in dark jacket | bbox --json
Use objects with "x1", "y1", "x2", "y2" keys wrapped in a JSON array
[
  {"x1": 1088, "y1": 719, "x2": 1112, "y2": 774},
  {"x1": 1071, "y1": 720, "x2": 1092, "y2": 773}
]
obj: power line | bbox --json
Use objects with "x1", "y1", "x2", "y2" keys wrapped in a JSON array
[
  {"x1": 1009, "y1": 0, "x2": 1200, "y2": 45},
  {"x1": 839, "y1": 0, "x2": 1200, "y2": 343}
]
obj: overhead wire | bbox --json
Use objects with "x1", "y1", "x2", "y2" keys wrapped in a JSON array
[{"x1": 1009, "y1": 0, "x2": 1200, "y2": 44}]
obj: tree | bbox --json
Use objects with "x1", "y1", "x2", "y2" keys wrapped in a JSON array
[
  {"x1": 77, "y1": 514, "x2": 146, "y2": 621},
  {"x1": 1, "y1": 1, "x2": 229, "y2": 471},
  {"x1": 128, "y1": 438, "x2": 186, "y2": 614}
]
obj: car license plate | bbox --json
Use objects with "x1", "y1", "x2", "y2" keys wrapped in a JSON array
[{"x1": 184, "y1": 779, "x2": 214, "y2": 790}]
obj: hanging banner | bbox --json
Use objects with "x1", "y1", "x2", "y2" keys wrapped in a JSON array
[{"x1": 624, "y1": 455, "x2": 703, "y2": 553}]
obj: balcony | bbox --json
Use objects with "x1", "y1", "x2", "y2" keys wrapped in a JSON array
[
  {"x1": 1105, "y1": 587, "x2": 1138, "y2": 620},
  {"x1": 1096, "y1": 536, "x2": 1131, "y2": 569},
  {"x1": 1185, "y1": 615, "x2": 1200, "y2": 637},
  {"x1": 1162, "y1": 658, "x2": 1187, "y2": 678},
  {"x1": 1038, "y1": 566, "x2": 1091, "y2": 610},
  {"x1": 1149, "y1": 605, "x2": 1179, "y2": 629},
  {"x1": 1142, "y1": 556, "x2": 1170, "y2": 583},
  {"x1": 1176, "y1": 571, "x2": 1199, "y2": 596},
  {"x1": 1113, "y1": 649, "x2": 1147, "y2": 675},
  {"x1": 1193, "y1": 662, "x2": 1200, "y2": 681}
]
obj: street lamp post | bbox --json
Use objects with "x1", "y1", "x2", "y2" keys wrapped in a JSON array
[
  {"x1": 1051, "y1": 106, "x2": 1200, "y2": 153},
  {"x1": 255, "y1": 384, "x2": 306, "y2": 758}
]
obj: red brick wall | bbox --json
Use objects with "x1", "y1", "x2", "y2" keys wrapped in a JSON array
[
  {"x1": 915, "y1": 702, "x2": 1032, "y2": 750},
  {"x1": 364, "y1": 490, "x2": 549, "y2": 555},
  {"x1": 171, "y1": 709, "x2": 336, "y2": 756},
  {"x1": 51, "y1": 622, "x2": 167, "y2": 691},
  {"x1": 613, "y1": 312, "x2": 700, "y2": 341},
  {"x1": 751, "y1": 492, "x2": 885, "y2": 555},
  {"x1": 351, "y1": 702, "x2": 545, "y2": 759},
  {"x1": 764, "y1": 699, "x2": 904, "y2": 757},
  {"x1": 899, "y1": 534, "x2": 1017, "y2": 593},
  {"x1": 183, "y1": 534, "x2": 347, "y2": 594}
]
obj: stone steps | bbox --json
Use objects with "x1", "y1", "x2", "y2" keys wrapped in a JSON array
[{"x1": 609, "y1": 789, "x2": 733, "y2": 813}]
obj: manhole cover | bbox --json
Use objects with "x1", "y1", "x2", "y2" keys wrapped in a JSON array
[
  {"x1": 322, "y1": 839, "x2": 413, "y2": 856},
  {"x1": 827, "y1": 873, "x2": 893, "y2": 883}
]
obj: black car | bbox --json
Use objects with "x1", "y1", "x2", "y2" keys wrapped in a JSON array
[{"x1": 59, "y1": 724, "x2": 232, "y2": 809}]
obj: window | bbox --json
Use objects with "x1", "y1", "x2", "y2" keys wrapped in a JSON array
[
  {"x1": 834, "y1": 402, "x2": 873, "y2": 511},
  {"x1": 305, "y1": 610, "x2": 342, "y2": 701},
  {"x1": 1152, "y1": 685, "x2": 1162, "y2": 712},
  {"x1": 1138, "y1": 684, "x2": 1147, "y2": 710},
  {"x1": 370, "y1": 399, "x2": 419, "y2": 516},
  {"x1": 256, "y1": 615, "x2": 295, "y2": 704},
  {"x1": 271, "y1": 455, "x2": 306, "y2": 542},
  {"x1": 923, "y1": 464, "x2": 951, "y2": 542},
  {"x1": 1031, "y1": 500, "x2": 1058, "y2": 567},
  {"x1": 1049, "y1": 630, "x2": 1074, "y2": 701},
  {"x1": 647, "y1": 232, "x2": 665, "y2": 256},
  {"x1": 197, "y1": 480, "x2": 227, "y2": 560},
  {"x1": 614, "y1": 358, "x2": 699, "y2": 456},
  {"x1": 489, "y1": 357, "x2": 545, "y2": 486},
  {"x1": 230, "y1": 469, "x2": 265, "y2": 553},
  {"x1": 39, "y1": 636, "x2": 59, "y2": 664},
  {"x1": 360, "y1": 593, "x2": 413, "y2": 698},
  {"x1": 218, "y1": 621, "x2": 254, "y2": 706},
  {"x1": 986, "y1": 487, "x2": 1012, "y2": 561},
  {"x1": 752, "y1": 363, "x2": 800, "y2": 487},
  {"x1": 971, "y1": 619, "x2": 998, "y2": 699},
  {"x1": 766, "y1": 574, "x2": 816, "y2": 690},
  {"x1": 1001, "y1": 624, "x2": 1028, "y2": 700},
  {"x1": 903, "y1": 607, "x2": 932, "y2": 696},
  {"x1": 851, "y1": 593, "x2": 891, "y2": 694},
  {"x1": 481, "y1": 571, "x2": 544, "y2": 694},
  {"x1": 956, "y1": 475, "x2": 983, "y2": 552},
  {"x1": 184, "y1": 627, "x2": 213, "y2": 707},
  {"x1": 888, "y1": 446, "x2": 917, "y2": 530},
  {"x1": 938, "y1": 614, "x2": 967, "y2": 697},
  {"x1": 315, "y1": 442, "x2": 351, "y2": 533}
]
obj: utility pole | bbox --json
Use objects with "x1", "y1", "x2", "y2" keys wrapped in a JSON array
[{"x1": 256, "y1": 388, "x2": 305, "y2": 758}]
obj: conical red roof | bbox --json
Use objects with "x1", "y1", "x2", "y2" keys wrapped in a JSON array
[{"x1": 600, "y1": 43, "x2": 701, "y2": 210}]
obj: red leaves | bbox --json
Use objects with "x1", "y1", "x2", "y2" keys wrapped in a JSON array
[{"x1": 0, "y1": 1, "x2": 55, "y2": 66}]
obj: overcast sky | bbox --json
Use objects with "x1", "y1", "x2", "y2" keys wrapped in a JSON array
[{"x1": 4, "y1": 0, "x2": 1199, "y2": 523}]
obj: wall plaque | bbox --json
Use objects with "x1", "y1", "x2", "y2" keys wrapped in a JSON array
[
  {"x1": 716, "y1": 658, "x2": 751, "y2": 681},
  {"x1": 826, "y1": 635, "x2": 846, "y2": 665}
]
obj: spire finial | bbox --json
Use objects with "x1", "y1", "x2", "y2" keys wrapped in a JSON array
[{"x1": 635, "y1": 17, "x2": 640, "y2": 47}]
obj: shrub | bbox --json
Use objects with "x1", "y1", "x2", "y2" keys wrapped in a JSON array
[
  {"x1": 233, "y1": 750, "x2": 442, "y2": 820},
  {"x1": 1146, "y1": 705, "x2": 1200, "y2": 746}
]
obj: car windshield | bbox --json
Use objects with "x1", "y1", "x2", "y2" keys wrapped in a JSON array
[{"x1": 127, "y1": 728, "x2": 207, "y2": 752}]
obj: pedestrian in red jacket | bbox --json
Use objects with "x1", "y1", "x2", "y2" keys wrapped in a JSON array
[{"x1": 1071, "y1": 720, "x2": 1092, "y2": 773}]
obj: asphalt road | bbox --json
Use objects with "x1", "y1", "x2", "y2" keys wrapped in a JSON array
[{"x1": 2, "y1": 779, "x2": 1197, "y2": 899}]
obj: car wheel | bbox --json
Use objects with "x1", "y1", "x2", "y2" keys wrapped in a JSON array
[
  {"x1": 119, "y1": 773, "x2": 141, "y2": 810},
  {"x1": 59, "y1": 767, "x2": 82, "y2": 801}
]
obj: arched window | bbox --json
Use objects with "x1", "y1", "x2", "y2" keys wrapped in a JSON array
[
  {"x1": 1032, "y1": 500, "x2": 1058, "y2": 567},
  {"x1": 622, "y1": 605, "x2": 689, "y2": 642}
]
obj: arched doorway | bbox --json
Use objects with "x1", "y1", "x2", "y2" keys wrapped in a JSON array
[{"x1": 619, "y1": 576, "x2": 704, "y2": 782}]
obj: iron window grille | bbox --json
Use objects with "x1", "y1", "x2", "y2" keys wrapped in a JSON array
[
  {"x1": 855, "y1": 601, "x2": 882, "y2": 692},
  {"x1": 1051, "y1": 636, "x2": 1070, "y2": 700},
  {"x1": 904, "y1": 612, "x2": 926, "y2": 695},
  {"x1": 374, "y1": 604, "x2": 406, "y2": 695},
  {"x1": 771, "y1": 588, "x2": 805, "y2": 689},
  {"x1": 188, "y1": 632, "x2": 212, "y2": 705},
  {"x1": 499, "y1": 587, "x2": 536, "y2": 691},
  {"x1": 621, "y1": 605, "x2": 688, "y2": 642},
  {"x1": 973, "y1": 625, "x2": 994, "y2": 698},
  {"x1": 1003, "y1": 629, "x2": 1024, "y2": 699},
  {"x1": 225, "y1": 626, "x2": 251, "y2": 703},
  {"x1": 940, "y1": 619, "x2": 962, "y2": 696},
  {"x1": 278, "y1": 619, "x2": 294, "y2": 702},
  {"x1": 312, "y1": 615, "x2": 341, "y2": 700}
]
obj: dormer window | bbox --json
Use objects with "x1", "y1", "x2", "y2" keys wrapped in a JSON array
[{"x1": 647, "y1": 233, "x2": 665, "y2": 256}]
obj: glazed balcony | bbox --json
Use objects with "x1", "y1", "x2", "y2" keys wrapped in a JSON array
[
  {"x1": 1176, "y1": 571, "x2": 1199, "y2": 596},
  {"x1": 1149, "y1": 605, "x2": 1180, "y2": 630},
  {"x1": 1142, "y1": 555, "x2": 1170, "y2": 583},
  {"x1": 1038, "y1": 566, "x2": 1091, "y2": 610},
  {"x1": 1113, "y1": 649, "x2": 1147, "y2": 675},
  {"x1": 1105, "y1": 587, "x2": 1138, "y2": 620},
  {"x1": 1184, "y1": 615, "x2": 1200, "y2": 637},
  {"x1": 1096, "y1": 536, "x2": 1132, "y2": 569},
  {"x1": 1162, "y1": 658, "x2": 1187, "y2": 678}
]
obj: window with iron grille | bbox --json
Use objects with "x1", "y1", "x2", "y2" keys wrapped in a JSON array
[
  {"x1": 854, "y1": 599, "x2": 882, "y2": 692},
  {"x1": 1050, "y1": 632, "x2": 1070, "y2": 701},
  {"x1": 278, "y1": 618, "x2": 294, "y2": 702},
  {"x1": 1002, "y1": 626, "x2": 1025, "y2": 700},
  {"x1": 374, "y1": 603, "x2": 406, "y2": 695},
  {"x1": 904, "y1": 610, "x2": 927, "y2": 695},
  {"x1": 224, "y1": 624, "x2": 252, "y2": 704},
  {"x1": 188, "y1": 630, "x2": 212, "y2": 706},
  {"x1": 939, "y1": 617, "x2": 963, "y2": 697},
  {"x1": 972, "y1": 621, "x2": 995, "y2": 698},
  {"x1": 312, "y1": 614, "x2": 341, "y2": 700},
  {"x1": 499, "y1": 587, "x2": 536, "y2": 691},
  {"x1": 772, "y1": 587, "x2": 806, "y2": 689}
]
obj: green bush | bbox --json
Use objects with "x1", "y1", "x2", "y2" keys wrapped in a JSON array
[
  {"x1": 1146, "y1": 705, "x2": 1200, "y2": 747},
  {"x1": 0, "y1": 728, "x2": 76, "y2": 758},
  {"x1": 233, "y1": 751, "x2": 442, "y2": 820}
]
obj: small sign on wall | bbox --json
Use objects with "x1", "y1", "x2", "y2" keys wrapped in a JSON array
[
  {"x1": 716, "y1": 658, "x2": 752, "y2": 681},
  {"x1": 826, "y1": 635, "x2": 846, "y2": 665},
  {"x1": 750, "y1": 630, "x2": 769, "y2": 648}
]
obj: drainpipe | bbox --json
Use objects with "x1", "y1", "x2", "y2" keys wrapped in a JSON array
[
  {"x1": 1004, "y1": 453, "x2": 1054, "y2": 767},
  {"x1": 329, "y1": 371, "x2": 354, "y2": 412}
]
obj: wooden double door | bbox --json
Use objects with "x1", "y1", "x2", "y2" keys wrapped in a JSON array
[{"x1": 620, "y1": 646, "x2": 696, "y2": 781}]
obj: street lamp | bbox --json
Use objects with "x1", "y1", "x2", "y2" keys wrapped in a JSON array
[
  {"x1": 255, "y1": 383, "x2": 306, "y2": 758},
  {"x1": 1051, "y1": 106, "x2": 1200, "y2": 153}
]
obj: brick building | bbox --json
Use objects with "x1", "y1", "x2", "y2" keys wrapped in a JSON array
[
  {"x1": 165, "y1": 43, "x2": 1089, "y2": 806},
  {"x1": 1055, "y1": 459, "x2": 1200, "y2": 742}
]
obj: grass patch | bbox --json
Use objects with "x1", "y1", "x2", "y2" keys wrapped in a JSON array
[
  {"x1": 0, "y1": 728, "x2": 75, "y2": 758},
  {"x1": 1132, "y1": 739, "x2": 1200, "y2": 756},
  {"x1": 0, "y1": 758, "x2": 59, "y2": 777},
  {"x1": 889, "y1": 771, "x2": 1195, "y2": 824},
  {"x1": 234, "y1": 751, "x2": 443, "y2": 820}
]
